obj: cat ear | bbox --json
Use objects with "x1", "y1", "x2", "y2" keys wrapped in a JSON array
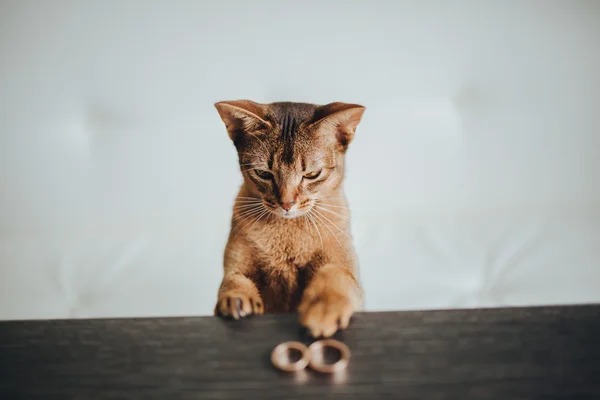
[
  {"x1": 214, "y1": 100, "x2": 271, "y2": 141},
  {"x1": 310, "y1": 102, "x2": 366, "y2": 150}
]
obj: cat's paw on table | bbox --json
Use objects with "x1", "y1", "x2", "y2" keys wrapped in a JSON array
[
  {"x1": 215, "y1": 292, "x2": 264, "y2": 319},
  {"x1": 298, "y1": 291, "x2": 353, "y2": 338}
]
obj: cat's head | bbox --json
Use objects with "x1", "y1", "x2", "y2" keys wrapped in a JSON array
[{"x1": 215, "y1": 100, "x2": 365, "y2": 219}]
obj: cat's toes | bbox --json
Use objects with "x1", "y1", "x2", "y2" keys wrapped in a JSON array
[
  {"x1": 215, "y1": 292, "x2": 264, "y2": 319},
  {"x1": 298, "y1": 291, "x2": 353, "y2": 338}
]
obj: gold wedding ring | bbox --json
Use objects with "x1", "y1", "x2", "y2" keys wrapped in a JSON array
[
  {"x1": 271, "y1": 339, "x2": 351, "y2": 373},
  {"x1": 270, "y1": 341, "x2": 310, "y2": 372},
  {"x1": 308, "y1": 339, "x2": 351, "y2": 373}
]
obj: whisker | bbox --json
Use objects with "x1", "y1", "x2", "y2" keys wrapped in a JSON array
[
  {"x1": 233, "y1": 207, "x2": 265, "y2": 221},
  {"x1": 312, "y1": 211, "x2": 334, "y2": 248},
  {"x1": 233, "y1": 212, "x2": 262, "y2": 223},
  {"x1": 231, "y1": 209, "x2": 265, "y2": 238},
  {"x1": 316, "y1": 202, "x2": 351, "y2": 210},
  {"x1": 317, "y1": 201, "x2": 371, "y2": 212},
  {"x1": 234, "y1": 202, "x2": 262, "y2": 207},
  {"x1": 233, "y1": 208, "x2": 270, "y2": 240},
  {"x1": 234, "y1": 203, "x2": 262, "y2": 209},
  {"x1": 314, "y1": 205, "x2": 350, "y2": 221},
  {"x1": 233, "y1": 204, "x2": 261, "y2": 211},
  {"x1": 302, "y1": 214, "x2": 310, "y2": 231},
  {"x1": 236, "y1": 203, "x2": 262, "y2": 209},
  {"x1": 306, "y1": 211, "x2": 323, "y2": 249},
  {"x1": 235, "y1": 203, "x2": 263, "y2": 211},
  {"x1": 311, "y1": 213, "x2": 325, "y2": 250},
  {"x1": 234, "y1": 203, "x2": 264, "y2": 212},
  {"x1": 231, "y1": 213, "x2": 256, "y2": 233},
  {"x1": 312, "y1": 209, "x2": 352, "y2": 241},
  {"x1": 311, "y1": 210, "x2": 344, "y2": 249},
  {"x1": 234, "y1": 200, "x2": 262, "y2": 205},
  {"x1": 246, "y1": 208, "x2": 270, "y2": 233}
]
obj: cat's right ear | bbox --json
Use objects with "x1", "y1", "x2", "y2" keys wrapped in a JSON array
[{"x1": 214, "y1": 100, "x2": 271, "y2": 141}]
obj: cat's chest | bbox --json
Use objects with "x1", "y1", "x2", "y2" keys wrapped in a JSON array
[
  {"x1": 251, "y1": 218, "x2": 317, "y2": 266},
  {"x1": 247, "y1": 217, "x2": 325, "y2": 313}
]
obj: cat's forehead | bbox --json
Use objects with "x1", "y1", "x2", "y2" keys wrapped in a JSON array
[
  {"x1": 246, "y1": 103, "x2": 319, "y2": 167},
  {"x1": 241, "y1": 133, "x2": 332, "y2": 170},
  {"x1": 267, "y1": 102, "x2": 318, "y2": 123},
  {"x1": 239, "y1": 102, "x2": 335, "y2": 168}
]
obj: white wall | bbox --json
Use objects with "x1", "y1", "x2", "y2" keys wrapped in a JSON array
[{"x1": 1, "y1": 0, "x2": 599, "y2": 320}]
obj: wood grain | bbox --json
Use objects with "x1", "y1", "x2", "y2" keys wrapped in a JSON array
[{"x1": 1, "y1": 305, "x2": 599, "y2": 399}]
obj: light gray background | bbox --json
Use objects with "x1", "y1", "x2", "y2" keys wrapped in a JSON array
[{"x1": 1, "y1": 0, "x2": 599, "y2": 320}]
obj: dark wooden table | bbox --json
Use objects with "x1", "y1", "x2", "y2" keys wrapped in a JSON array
[{"x1": 1, "y1": 305, "x2": 599, "y2": 399}]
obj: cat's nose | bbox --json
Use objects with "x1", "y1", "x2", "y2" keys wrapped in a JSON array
[{"x1": 280, "y1": 201, "x2": 295, "y2": 211}]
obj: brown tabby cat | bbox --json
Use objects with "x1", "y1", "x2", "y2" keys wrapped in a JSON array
[{"x1": 213, "y1": 100, "x2": 365, "y2": 338}]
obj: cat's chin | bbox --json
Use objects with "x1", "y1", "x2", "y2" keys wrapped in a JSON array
[
  {"x1": 274, "y1": 209, "x2": 305, "y2": 220},
  {"x1": 282, "y1": 213, "x2": 302, "y2": 220}
]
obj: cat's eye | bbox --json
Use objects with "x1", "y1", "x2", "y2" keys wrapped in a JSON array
[
  {"x1": 304, "y1": 170, "x2": 322, "y2": 180},
  {"x1": 254, "y1": 169, "x2": 273, "y2": 180}
]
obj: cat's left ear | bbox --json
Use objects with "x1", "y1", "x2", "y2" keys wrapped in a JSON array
[
  {"x1": 309, "y1": 102, "x2": 366, "y2": 151},
  {"x1": 214, "y1": 100, "x2": 271, "y2": 142}
]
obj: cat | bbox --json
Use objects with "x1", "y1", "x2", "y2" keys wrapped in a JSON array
[{"x1": 213, "y1": 100, "x2": 365, "y2": 338}]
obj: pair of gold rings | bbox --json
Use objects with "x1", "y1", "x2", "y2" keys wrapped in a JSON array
[{"x1": 270, "y1": 339, "x2": 350, "y2": 373}]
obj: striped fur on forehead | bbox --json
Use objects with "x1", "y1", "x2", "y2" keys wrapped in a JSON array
[
  {"x1": 234, "y1": 101, "x2": 362, "y2": 172},
  {"x1": 268, "y1": 102, "x2": 317, "y2": 166},
  {"x1": 279, "y1": 114, "x2": 297, "y2": 165}
]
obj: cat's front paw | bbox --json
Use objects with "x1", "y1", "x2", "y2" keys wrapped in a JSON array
[
  {"x1": 215, "y1": 292, "x2": 264, "y2": 320},
  {"x1": 298, "y1": 291, "x2": 353, "y2": 338}
]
